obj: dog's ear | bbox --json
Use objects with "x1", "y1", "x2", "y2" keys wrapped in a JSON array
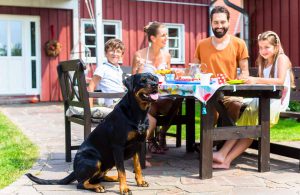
[{"x1": 123, "y1": 74, "x2": 135, "y2": 92}]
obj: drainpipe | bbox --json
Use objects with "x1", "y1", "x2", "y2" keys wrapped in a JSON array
[
  {"x1": 208, "y1": 0, "x2": 218, "y2": 36},
  {"x1": 223, "y1": 0, "x2": 250, "y2": 56},
  {"x1": 95, "y1": 0, "x2": 104, "y2": 67}
]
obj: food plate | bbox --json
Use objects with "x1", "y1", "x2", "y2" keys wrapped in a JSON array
[
  {"x1": 166, "y1": 80, "x2": 201, "y2": 84},
  {"x1": 227, "y1": 79, "x2": 245, "y2": 85}
]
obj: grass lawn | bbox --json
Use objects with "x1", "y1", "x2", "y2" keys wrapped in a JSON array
[
  {"x1": 0, "y1": 111, "x2": 38, "y2": 189},
  {"x1": 168, "y1": 102, "x2": 300, "y2": 142}
]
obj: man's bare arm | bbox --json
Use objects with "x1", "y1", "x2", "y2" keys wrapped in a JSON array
[{"x1": 238, "y1": 58, "x2": 249, "y2": 79}]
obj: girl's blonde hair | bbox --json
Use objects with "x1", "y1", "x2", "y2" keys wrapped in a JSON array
[
  {"x1": 256, "y1": 31, "x2": 295, "y2": 87},
  {"x1": 256, "y1": 31, "x2": 281, "y2": 78}
]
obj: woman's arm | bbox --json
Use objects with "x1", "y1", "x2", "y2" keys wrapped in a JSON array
[
  {"x1": 132, "y1": 52, "x2": 139, "y2": 75},
  {"x1": 132, "y1": 51, "x2": 145, "y2": 75}
]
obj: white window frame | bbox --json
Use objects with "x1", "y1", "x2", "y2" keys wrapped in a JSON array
[
  {"x1": 165, "y1": 23, "x2": 185, "y2": 64},
  {"x1": 81, "y1": 19, "x2": 122, "y2": 63}
]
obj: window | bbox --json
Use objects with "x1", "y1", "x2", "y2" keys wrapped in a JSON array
[
  {"x1": 165, "y1": 23, "x2": 185, "y2": 64},
  {"x1": 81, "y1": 19, "x2": 122, "y2": 63}
]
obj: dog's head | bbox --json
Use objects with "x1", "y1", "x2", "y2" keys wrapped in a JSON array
[{"x1": 123, "y1": 73, "x2": 159, "y2": 110}]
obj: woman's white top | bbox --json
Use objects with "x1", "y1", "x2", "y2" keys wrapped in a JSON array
[{"x1": 142, "y1": 47, "x2": 168, "y2": 74}]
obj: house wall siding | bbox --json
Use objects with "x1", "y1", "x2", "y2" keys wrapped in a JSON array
[
  {"x1": 80, "y1": 0, "x2": 210, "y2": 66},
  {"x1": 0, "y1": 6, "x2": 72, "y2": 101},
  {"x1": 244, "y1": 0, "x2": 300, "y2": 67}
]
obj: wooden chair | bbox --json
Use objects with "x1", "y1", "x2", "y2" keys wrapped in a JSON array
[
  {"x1": 156, "y1": 97, "x2": 184, "y2": 147},
  {"x1": 57, "y1": 59, "x2": 125, "y2": 162}
]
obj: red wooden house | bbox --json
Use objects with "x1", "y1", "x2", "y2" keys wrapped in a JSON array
[
  {"x1": 0, "y1": 0, "x2": 299, "y2": 103},
  {"x1": 0, "y1": 0, "x2": 210, "y2": 102}
]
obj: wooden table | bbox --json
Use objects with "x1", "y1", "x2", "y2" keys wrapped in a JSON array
[
  {"x1": 159, "y1": 83, "x2": 284, "y2": 178},
  {"x1": 197, "y1": 84, "x2": 283, "y2": 179}
]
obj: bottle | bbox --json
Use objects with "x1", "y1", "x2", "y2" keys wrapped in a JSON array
[{"x1": 237, "y1": 68, "x2": 241, "y2": 77}]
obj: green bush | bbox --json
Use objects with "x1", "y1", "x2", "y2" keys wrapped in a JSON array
[{"x1": 289, "y1": 101, "x2": 300, "y2": 112}]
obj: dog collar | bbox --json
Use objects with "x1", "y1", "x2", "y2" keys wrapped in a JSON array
[{"x1": 137, "y1": 120, "x2": 148, "y2": 135}]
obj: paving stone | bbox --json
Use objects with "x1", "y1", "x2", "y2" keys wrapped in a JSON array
[
  {"x1": 2, "y1": 103, "x2": 300, "y2": 195},
  {"x1": 232, "y1": 187, "x2": 299, "y2": 195}
]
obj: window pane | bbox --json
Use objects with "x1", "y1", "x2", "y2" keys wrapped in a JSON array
[
  {"x1": 85, "y1": 35, "x2": 95, "y2": 45},
  {"x1": 168, "y1": 28, "x2": 178, "y2": 37},
  {"x1": 88, "y1": 47, "x2": 96, "y2": 57},
  {"x1": 169, "y1": 49, "x2": 178, "y2": 58},
  {"x1": 0, "y1": 20, "x2": 7, "y2": 56},
  {"x1": 31, "y1": 60, "x2": 36, "y2": 88},
  {"x1": 104, "y1": 36, "x2": 116, "y2": 44},
  {"x1": 85, "y1": 23, "x2": 95, "y2": 34},
  {"x1": 168, "y1": 39, "x2": 178, "y2": 48},
  {"x1": 11, "y1": 21, "x2": 22, "y2": 56},
  {"x1": 30, "y1": 22, "x2": 36, "y2": 56},
  {"x1": 104, "y1": 25, "x2": 116, "y2": 35}
]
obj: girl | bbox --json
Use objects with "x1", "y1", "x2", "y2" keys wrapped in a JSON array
[
  {"x1": 212, "y1": 31, "x2": 294, "y2": 169},
  {"x1": 132, "y1": 21, "x2": 182, "y2": 155}
]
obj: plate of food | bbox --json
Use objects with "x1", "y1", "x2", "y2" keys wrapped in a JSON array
[
  {"x1": 165, "y1": 76, "x2": 201, "y2": 84},
  {"x1": 227, "y1": 79, "x2": 245, "y2": 85},
  {"x1": 155, "y1": 69, "x2": 172, "y2": 75},
  {"x1": 166, "y1": 80, "x2": 201, "y2": 84}
]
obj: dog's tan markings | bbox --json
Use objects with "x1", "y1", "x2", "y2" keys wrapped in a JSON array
[
  {"x1": 133, "y1": 153, "x2": 149, "y2": 187},
  {"x1": 118, "y1": 170, "x2": 131, "y2": 195},
  {"x1": 93, "y1": 161, "x2": 107, "y2": 179},
  {"x1": 83, "y1": 180, "x2": 105, "y2": 193},
  {"x1": 103, "y1": 175, "x2": 119, "y2": 182},
  {"x1": 127, "y1": 131, "x2": 137, "y2": 141},
  {"x1": 135, "y1": 89, "x2": 151, "y2": 110}
]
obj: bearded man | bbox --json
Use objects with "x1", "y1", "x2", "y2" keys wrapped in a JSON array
[
  {"x1": 194, "y1": 5, "x2": 249, "y2": 82},
  {"x1": 193, "y1": 6, "x2": 250, "y2": 164}
]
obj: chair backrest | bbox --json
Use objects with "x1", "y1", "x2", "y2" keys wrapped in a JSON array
[
  {"x1": 57, "y1": 59, "x2": 92, "y2": 119},
  {"x1": 249, "y1": 67, "x2": 300, "y2": 101},
  {"x1": 121, "y1": 66, "x2": 132, "y2": 80}
]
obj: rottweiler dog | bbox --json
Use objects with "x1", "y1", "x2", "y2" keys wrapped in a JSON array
[{"x1": 26, "y1": 73, "x2": 159, "y2": 194}]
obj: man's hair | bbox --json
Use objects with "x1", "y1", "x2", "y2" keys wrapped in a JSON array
[
  {"x1": 104, "y1": 38, "x2": 125, "y2": 54},
  {"x1": 210, "y1": 6, "x2": 230, "y2": 22}
]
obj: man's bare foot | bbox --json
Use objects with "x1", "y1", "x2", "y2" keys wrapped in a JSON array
[
  {"x1": 212, "y1": 162, "x2": 230, "y2": 169},
  {"x1": 213, "y1": 152, "x2": 225, "y2": 164}
]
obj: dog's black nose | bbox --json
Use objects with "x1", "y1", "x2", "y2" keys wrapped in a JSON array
[{"x1": 150, "y1": 82, "x2": 158, "y2": 87}]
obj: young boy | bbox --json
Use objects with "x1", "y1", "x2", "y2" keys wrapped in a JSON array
[{"x1": 88, "y1": 39, "x2": 126, "y2": 108}]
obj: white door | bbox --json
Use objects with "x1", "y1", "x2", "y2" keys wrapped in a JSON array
[{"x1": 0, "y1": 15, "x2": 40, "y2": 95}]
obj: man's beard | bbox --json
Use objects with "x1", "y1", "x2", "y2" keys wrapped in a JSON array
[{"x1": 212, "y1": 27, "x2": 229, "y2": 38}]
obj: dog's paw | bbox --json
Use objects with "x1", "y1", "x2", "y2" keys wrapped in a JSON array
[
  {"x1": 94, "y1": 184, "x2": 105, "y2": 193},
  {"x1": 137, "y1": 180, "x2": 149, "y2": 187},
  {"x1": 120, "y1": 189, "x2": 132, "y2": 195}
]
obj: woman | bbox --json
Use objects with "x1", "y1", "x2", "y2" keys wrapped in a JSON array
[
  {"x1": 212, "y1": 31, "x2": 294, "y2": 169},
  {"x1": 132, "y1": 21, "x2": 180, "y2": 154}
]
